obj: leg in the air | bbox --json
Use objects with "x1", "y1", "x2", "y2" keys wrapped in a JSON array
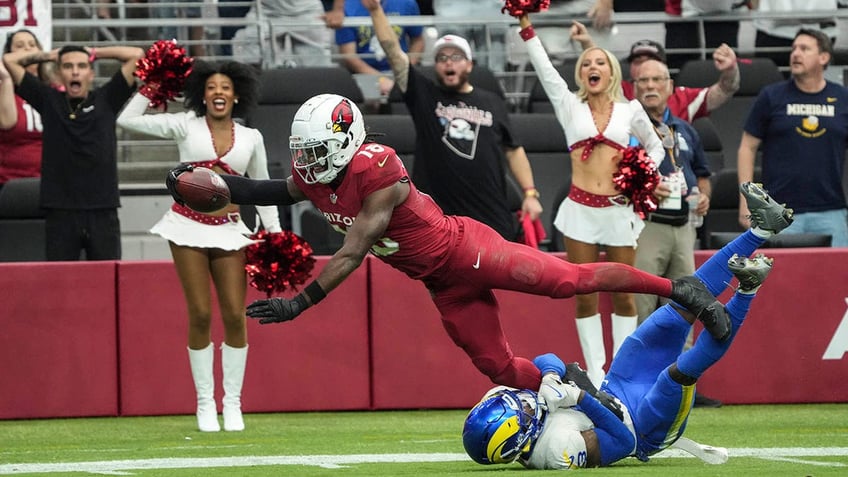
[
  {"x1": 740, "y1": 182, "x2": 795, "y2": 238},
  {"x1": 676, "y1": 254, "x2": 773, "y2": 380}
]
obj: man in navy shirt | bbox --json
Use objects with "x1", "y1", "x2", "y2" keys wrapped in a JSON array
[{"x1": 738, "y1": 28, "x2": 848, "y2": 247}]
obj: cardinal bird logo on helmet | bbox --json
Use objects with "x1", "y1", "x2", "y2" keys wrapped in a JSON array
[{"x1": 331, "y1": 99, "x2": 354, "y2": 134}]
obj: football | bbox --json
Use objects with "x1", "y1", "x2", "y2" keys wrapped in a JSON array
[{"x1": 175, "y1": 167, "x2": 231, "y2": 213}]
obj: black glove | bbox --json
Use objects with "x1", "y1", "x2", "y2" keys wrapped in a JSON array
[
  {"x1": 165, "y1": 163, "x2": 194, "y2": 206},
  {"x1": 564, "y1": 362, "x2": 624, "y2": 421},
  {"x1": 246, "y1": 295, "x2": 309, "y2": 324}
]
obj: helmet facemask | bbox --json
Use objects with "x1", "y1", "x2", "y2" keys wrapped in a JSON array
[{"x1": 291, "y1": 136, "x2": 345, "y2": 185}]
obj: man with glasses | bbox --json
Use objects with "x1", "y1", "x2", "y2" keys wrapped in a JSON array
[
  {"x1": 359, "y1": 0, "x2": 543, "y2": 244},
  {"x1": 631, "y1": 58, "x2": 718, "y2": 407}
]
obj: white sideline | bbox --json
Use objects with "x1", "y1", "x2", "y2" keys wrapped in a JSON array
[{"x1": 1, "y1": 448, "x2": 847, "y2": 474}]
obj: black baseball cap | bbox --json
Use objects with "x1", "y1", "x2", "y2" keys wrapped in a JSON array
[{"x1": 627, "y1": 39, "x2": 666, "y2": 63}]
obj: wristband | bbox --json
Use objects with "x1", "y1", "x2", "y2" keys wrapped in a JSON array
[
  {"x1": 519, "y1": 26, "x2": 536, "y2": 41},
  {"x1": 88, "y1": 48, "x2": 97, "y2": 63},
  {"x1": 304, "y1": 281, "x2": 327, "y2": 305}
]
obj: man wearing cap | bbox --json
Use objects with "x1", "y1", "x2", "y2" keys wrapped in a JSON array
[
  {"x1": 359, "y1": 0, "x2": 543, "y2": 243},
  {"x1": 572, "y1": 22, "x2": 740, "y2": 124}
]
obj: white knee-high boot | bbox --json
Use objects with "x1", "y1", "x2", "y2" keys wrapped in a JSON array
[
  {"x1": 221, "y1": 343, "x2": 248, "y2": 432},
  {"x1": 188, "y1": 343, "x2": 220, "y2": 432},
  {"x1": 612, "y1": 313, "x2": 638, "y2": 357},
  {"x1": 576, "y1": 314, "x2": 606, "y2": 389}
]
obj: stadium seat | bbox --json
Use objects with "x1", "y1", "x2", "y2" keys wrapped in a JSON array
[
  {"x1": 247, "y1": 67, "x2": 365, "y2": 177},
  {"x1": 676, "y1": 58, "x2": 783, "y2": 168},
  {"x1": 0, "y1": 178, "x2": 46, "y2": 261},
  {"x1": 526, "y1": 59, "x2": 578, "y2": 114},
  {"x1": 363, "y1": 114, "x2": 416, "y2": 174},
  {"x1": 702, "y1": 167, "x2": 762, "y2": 249},
  {"x1": 692, "y1": 116, "x2": 724, "y2": 173}
]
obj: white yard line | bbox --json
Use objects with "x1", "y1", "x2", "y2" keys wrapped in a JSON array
[{"x1": 1, "y1": 448, "x2": 846, "y2": 474}]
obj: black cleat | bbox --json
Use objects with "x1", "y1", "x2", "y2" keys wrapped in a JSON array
[
  {"x1": 671, "y1": 276, "x2": 732, "y2": 342},
  {"x1": 728, "y1": 253, "x2": 774, "y2": 292},
  {"x1": 740, "y1": 182, "x2": 794, "y2": 233}
]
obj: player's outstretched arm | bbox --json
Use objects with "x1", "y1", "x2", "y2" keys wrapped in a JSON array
[
  {"x1": 247, "y1": 181, "x2": 407, "y2": 325},
  {"x1": 220, "y1": 174, "x2": 303, "y2": 206}
]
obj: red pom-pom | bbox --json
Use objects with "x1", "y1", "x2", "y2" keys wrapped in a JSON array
[
  {"x1": 501, "y1": 0, "x2": 550, "y2": 17},
  {"x1": 245, "y1": 231, "x2": 316, "y2": 298},
  {"x1": 135, "y1": 40, "x2": 194, "y2": 110},
  {"x1": 612, "y1": 146, "x2": 661, "y2": 219}
]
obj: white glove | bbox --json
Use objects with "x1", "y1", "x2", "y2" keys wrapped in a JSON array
[{"x1": 539, "y1": 374, "x2": 582, "y2": 411}]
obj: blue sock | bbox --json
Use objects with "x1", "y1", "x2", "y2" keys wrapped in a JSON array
[
  {"x1": 677, "y1": 291, "x2": 754, "y2": 379},
  {"x1": 695, "y1": 230, "x2": 765, "y2": 296}
]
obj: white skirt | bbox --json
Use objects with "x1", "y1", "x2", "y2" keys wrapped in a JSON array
[
  {"x1": 150, "y1": 209, "x2": 259, "y2": 251},
  {"x1": 553, "y1": 197, "x2": 645, "y2": 247}
]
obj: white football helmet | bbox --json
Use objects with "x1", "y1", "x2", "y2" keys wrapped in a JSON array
[{"x1": 290, "y1": 93, "x2": 366, "y2": 184}]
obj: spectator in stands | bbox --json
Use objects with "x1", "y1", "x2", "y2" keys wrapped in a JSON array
[
  {"x1": 573, "y1": 22, "x2": 740, "y2": 124},
  {"x1": 3, "y1": 43, "x2": 144, "y2": 260},
  {"x1": 117, "y1": 61, "x2": 282, "y2": 432},
  {"x1": 168, "y1": 92, "x2": 732, "y2": 398},
  {"x1": 336, "y1": 0, "x2": 425, "y2": 97},
  {"x1": 0, "y1": 29, "x2": 59, "y2": 193},
  {"x1": 751, "y1": 0, "x2": 838, "y2": 75},
  {"x1": 362, "y1": 0, "x2": 542, "y2": 243},
  {"x1": 515, "y1": 11, "x2": 666, "y2": 388},
  {"x1": 227, "y1": 0, "x2": 343, "y2": 66},
  {"x1": 433, "y1": 0, "x2": 510, "y2": 72},
  {"x1": 663, "y1": 0, "x2": 744, "y2": 71},
  {"x1": 631, "y1": 59, "x2": 721, "y2": 408},
  {"x1": 738, "y1": 28, "x2": 848, "y2": 247},
  {"x1": 217, "y1": 0, "x2": 253, "y2": 56},
  {"x1": 150, "y1": 0, "x2": 207, "y2": 57}
]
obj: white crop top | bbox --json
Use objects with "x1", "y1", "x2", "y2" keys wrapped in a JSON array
[
  {"x1": 524, "y1": 35, "x2": 665, "y2": 165},
  {"x1": 117, "y1": 93, "x2": 281, "y2": 232}
]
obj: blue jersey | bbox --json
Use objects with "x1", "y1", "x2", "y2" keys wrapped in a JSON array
[
  {"x1": 743, "y1": 80, "x2": 848, "y2": 213},
  {"x1": 334, "y1": 0, "x2": 423, "y2": 72}
]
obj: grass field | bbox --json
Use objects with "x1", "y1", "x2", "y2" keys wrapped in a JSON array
[{"x1": 2, "y1": 404, "x2": 847, "y2": 476}]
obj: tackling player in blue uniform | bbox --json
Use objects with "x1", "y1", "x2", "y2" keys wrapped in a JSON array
[{"x1": 462, "y1": 182, "x2": 793, "y2": 469}]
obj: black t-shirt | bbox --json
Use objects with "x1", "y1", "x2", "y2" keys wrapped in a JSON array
[
  {"x1": 17, "y1": 71, "x2": 135, "y2": 209},
  {"x1": 403, "y1": 65, "x2": 521, "y2": 241}
]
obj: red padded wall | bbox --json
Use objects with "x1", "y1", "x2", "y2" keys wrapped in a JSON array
[
  {"x1": 368, "y1": 255, "x2": 614, "y2": 410},
  {"x1": 695, "y1": 248, "x2": 848, "y2": 404},
  {"x1": 0, "y1": 262, "x2": 118, "y2": 419},
  {"x1": 117, "y1": 258, "x2": 370, "y2": 417}
]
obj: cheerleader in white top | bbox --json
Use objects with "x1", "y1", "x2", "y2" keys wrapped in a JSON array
[
  {"x1": 117, "y1": 59, "x2": 281, "y2": 433},
  {"x1": 515, "y1": 10, "x2": 665, "y2": 389}
]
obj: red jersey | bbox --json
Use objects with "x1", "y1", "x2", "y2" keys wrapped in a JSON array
[
  {"x1": 622, "y1": 81, "x2": 709, "y2": 123},
  {"x1": 0, "y1": 95, "x2": 43, "y2": 184},
  {"x1": 292, "y1": 142, "x2": 461, "y2": 280}
]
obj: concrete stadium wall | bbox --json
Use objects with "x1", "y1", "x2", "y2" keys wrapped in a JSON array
[{"x1": 1, "y1": 249, "x2": 847, "y2": 419}]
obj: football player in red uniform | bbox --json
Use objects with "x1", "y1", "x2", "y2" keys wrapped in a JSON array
[{"x1": 167, "y1": 93, "x2": 732, "y2": 392}]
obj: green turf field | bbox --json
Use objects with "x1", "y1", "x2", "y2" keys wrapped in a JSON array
[{"x1": 2, "y1": 404, "x2": 847, "y2": 476}]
